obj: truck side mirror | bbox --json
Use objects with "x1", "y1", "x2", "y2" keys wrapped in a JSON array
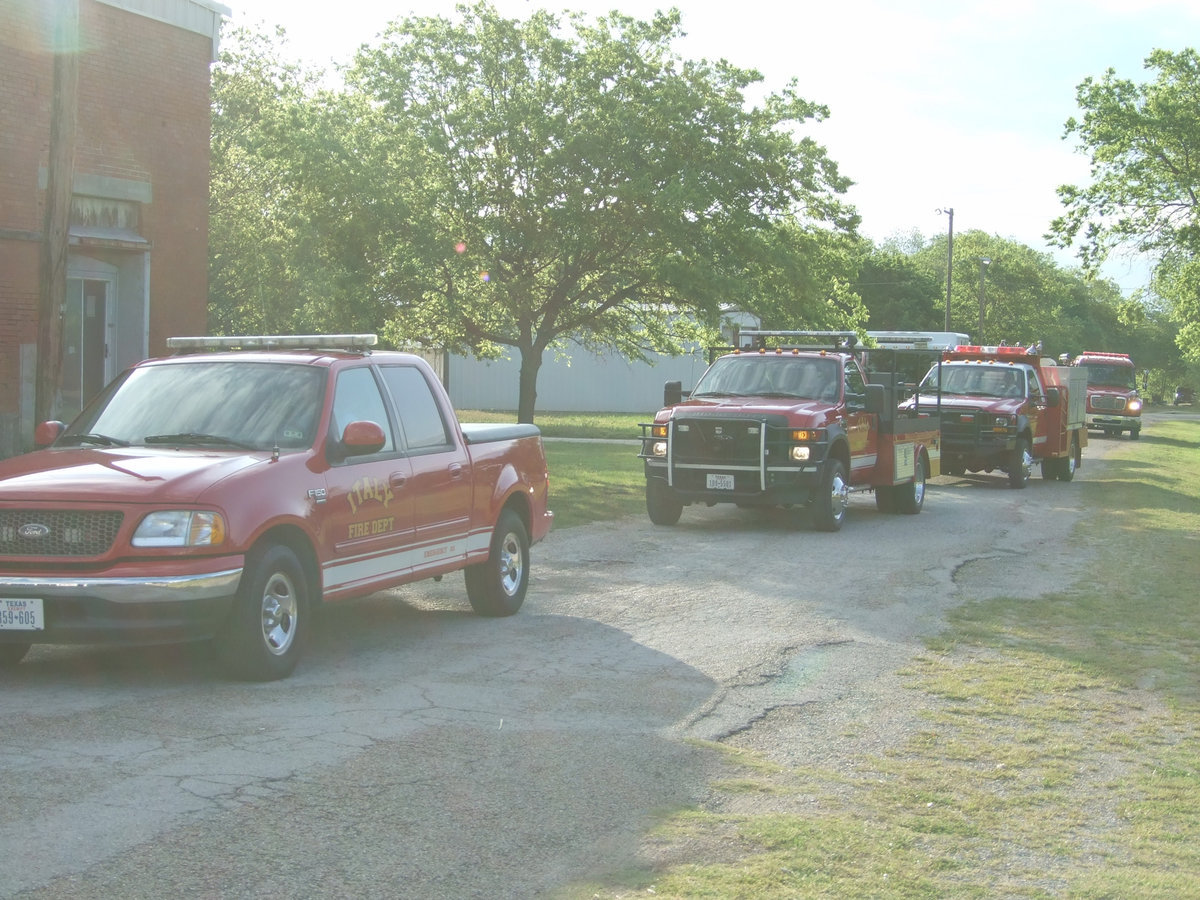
[
  {"x1": 330, "y1": 419, "x2": 386, "y2": 462},
  {"x1": 33, "y1": 420, "x2": 66, "y2": 448},
  {"x1": 864, "y1": 383, "x2": 886, "y2": 415},
  {"x1": 664, "y1": 381, "x2": 683, "y2": 407},
  {"x1": 1044, "y1": 387, "x2": 1061, "y2": 408}
]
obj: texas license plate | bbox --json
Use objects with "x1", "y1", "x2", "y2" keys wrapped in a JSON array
[
  {"x1": 0, "y1": 598, "x2": 44, "y2": 631},
  {"x1": 706, "y1": 473, "x2": 735, "y2": 490}
]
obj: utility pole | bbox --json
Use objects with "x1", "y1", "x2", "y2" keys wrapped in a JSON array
[
  {"x1": 937, "y1": 207, "x2": 954, "y2": 332},
  {"x1": 977, "y1": 257, "x2": 991, "y2": 343},
  {"x1": 36, "y1": 0, "x2": 80, "y2": 424}
]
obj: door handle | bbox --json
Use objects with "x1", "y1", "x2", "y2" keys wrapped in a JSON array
[
  {"x1": 390, "y1": 472, "x2": 408, "y2": 488},
  {"x1": 448, "y1": 463, "x2": 464, "y2": 479}
]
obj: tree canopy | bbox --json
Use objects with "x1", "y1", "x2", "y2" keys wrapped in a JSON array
[{"x1": 1049, "y1": 48, "x2": 1200, "y2": 361}]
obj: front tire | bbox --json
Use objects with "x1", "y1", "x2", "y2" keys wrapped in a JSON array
[
  {"x1": 465, "y1": 509, "x2": 529, "y2": 617},
  {"x1": 894, "y1": 456, "x2": 926, "y2": 515},
  {"x1": 1008, "y1": 437, "x2": 1032, "y2": 489},
  {"x1": 218, "y1": 543, "x2": 308, "y2": 682},
  {"x1": 646, "y1": 479, "x2": 683, "y2": 526},
  {"x1": 813, "y1": 457, "x2": 848, "y2": 532},
  {"x1": 0, "y1": 643, "x2": 31, "y2": 667}
]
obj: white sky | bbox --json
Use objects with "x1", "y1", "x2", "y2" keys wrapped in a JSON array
[{"x1": 229, "y1": 0, "x2": 1200, "y2": 290}]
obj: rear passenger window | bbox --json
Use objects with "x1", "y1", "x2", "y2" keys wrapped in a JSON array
[{"x1": 379, "y1": 366, "x2": 453, "y2": 452}]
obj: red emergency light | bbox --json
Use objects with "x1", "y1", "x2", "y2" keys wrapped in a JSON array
[{"x1": 950, "y1": 345, "x2": 1030, "y2": 356}]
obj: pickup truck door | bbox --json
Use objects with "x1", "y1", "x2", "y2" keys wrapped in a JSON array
[
  {"x1": 842, "y1": 358, "x2": 880, "y2": 484},
  {"x1": 320, "y1": 364, "x2": 416, "y2": 597},
  {"x1": 377, "y1": 365, "x2": 473, "y2": 565}
]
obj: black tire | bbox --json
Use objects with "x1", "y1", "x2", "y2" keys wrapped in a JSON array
[
  {"x1": 646, "y1": 479, "x2": 683, "y2": 526},
  {"x1": 1041, "y1": 456, "x2": 1060, "y2": 481},
  {"x1": 1008, "y1": 436, "x2": 1031, "y2": 489},
  {"x1": 465, "y1": 509, "x2": 529, "y2": 617},
  {"x1": 217, "y1": 543, "x2": 309, "y2": 681},
  {"x1": 874, "y1": 484, "x2": 896, "y2": 513},
  {"x1": 1058, "y1": 435, "x2": 1079, "y2": 482},
  {"x1": 0, "y1": 643, "x2": 31, "y2": 667},
  {"x1": 895, "y1": 456, "x2": 927, "y2": 515},
  {"x1": 1131, "y1": 427, "x2": 1141, "y2": 440},
  {"x1": 813, "y1": 456, "x2": 848, "y2": 532}
]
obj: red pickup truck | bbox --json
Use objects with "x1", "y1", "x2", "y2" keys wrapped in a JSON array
[
  {"x1": 0, "y1": 335, "x2": 552, "y2": 680},
  {"x1": 639, "y1": 331, "x2": 941, "y2": 531}
]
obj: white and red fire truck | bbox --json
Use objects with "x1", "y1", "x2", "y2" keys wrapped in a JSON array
[
  {"x1": 1070, "y1": 350, "x2": 1143, "y2": 439},
  {"x1": 908, "y1": 343, "x2": 1087, "y2": 487}
]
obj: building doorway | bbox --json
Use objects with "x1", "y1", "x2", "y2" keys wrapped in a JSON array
[{"x1": 61, "y1": 274, "x2": 115, "y2": 422}]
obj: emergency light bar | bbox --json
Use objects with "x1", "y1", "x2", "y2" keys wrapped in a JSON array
[
  {"x1": 166, "y1": 334, "x2": 378, "y2": 352},
  {"x1": 1077, "y1": 350, "x2": 1132, "y2": 360},
  {"x1": 950, "y1": 345, "x2": 1031, "y2": 356}
]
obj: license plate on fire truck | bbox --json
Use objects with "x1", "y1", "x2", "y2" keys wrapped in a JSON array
[
  {"x1": 0, "y1": 598, "x2": 44, "y2": 631},
  {"x1": 706, "y1": 473, "x2": 735, "y2": 490}
]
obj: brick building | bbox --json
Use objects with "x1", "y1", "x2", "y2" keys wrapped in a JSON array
[{"x1": 0, "y1": 0, "x2": 229, "y2": 457}]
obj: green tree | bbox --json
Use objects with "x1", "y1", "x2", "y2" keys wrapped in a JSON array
[
  {"x1": 1049, "y1": 48, "x2": 1200, "y2": 361},
  {"x1": 853, "y1": 244, "x2": 943, "y2": 332},
  {"x1": 336, "y1": 3, "x2": 861, "y2": 421}
]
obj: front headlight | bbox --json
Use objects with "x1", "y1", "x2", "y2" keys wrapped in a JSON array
[
  {"x1": 652, "y1": 441, "x2": 667, "y2": 457},
  {"x1": 133, "y1": 510, "x2": 227, "y2": 547},
  {"x1": 1127, "y1": 399, "x2": 1143, "y2": 412},
  {"x1": 790, "y1": 446, "x2": 811, "y2": 462},
  {"x1": 993, "y1": 415, "x2": 1014, "y2": 429}
]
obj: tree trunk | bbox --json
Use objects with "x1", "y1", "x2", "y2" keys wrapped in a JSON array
[
  {"x1": 516, "y1": 346, "x2": 543, "y2": 424},
  {"x1": 36, "y1": 0, "x2": 79, "y2": 424}
]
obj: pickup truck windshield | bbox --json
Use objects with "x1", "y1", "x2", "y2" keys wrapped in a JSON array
[
  {"x1": 692, "y1": 356, "x2": 840, "y2": 401},
  {"x1": 62, "y1": 361, "x2": 326, "y2": 451}
]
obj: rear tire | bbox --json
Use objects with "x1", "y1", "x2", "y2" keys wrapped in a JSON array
[
  {"x1": 1057, "y1": 435, "x2": 1079, "y2": 482},
  {"x1": 1008, "y1": 437, "x2": 1032, "y2": 489},
  {"x1": 874, "y1": 485, "x2": 896, "y2": 513},
  {"x1": 465, "y1": 509, "x2": 529, "y2": 617},
  {"x1": 895, "y1": 456, "x2": 927, "y2": 515},
  {"x1": 0, "y1": 643, "x2": 30, "y2": 667},
  {"x1": 813, "y1": 457, "x2": 848, "y2": 532},
  {"x1": 217, "y1": 543, "x2": 309, "y2": 682},
  {"x1": 646, "y1": 479, "x2": 683, "y2": 526}
]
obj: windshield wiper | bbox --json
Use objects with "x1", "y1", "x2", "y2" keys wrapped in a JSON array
[
  {"x1": 144, "y1": 432, "x2": 258, "y2": 450},
  {"x1": 58, "y1": 432, "x2": 129, "y2": 447}
]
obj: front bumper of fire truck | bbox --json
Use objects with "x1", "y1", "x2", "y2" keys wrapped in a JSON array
[
  {"x1": 1085, "y1": 413, "x2": 1141, "y2": 429},
  {"x1": 638, "y1": 418, "x2": 830, "y2": 507}
]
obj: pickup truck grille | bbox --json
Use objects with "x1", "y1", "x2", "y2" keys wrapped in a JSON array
[
  {"x1": 671, "y1": 417, "x2": 765, "y2": 467},
  {"x1": 940, "y1": 411, "x2": 993, "y2": 443},
  {"x1": 0, "y1": 510, "x2": 124, "y2": 557},
  {"x1": 1091, "y1": 395, "x2": 1127, "y2": 411}
]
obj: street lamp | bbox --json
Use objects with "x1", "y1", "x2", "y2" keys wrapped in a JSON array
[
  {"x1": 977, "y1": 257, "x2": 992, "y2": 342},
  {"x1": 937, "y1": 208, "x2": 954, "y2": 331}
]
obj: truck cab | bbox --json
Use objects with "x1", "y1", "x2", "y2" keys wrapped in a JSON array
[
  {"x1": 639, "y1": 331, "x2": 940, "y2": 531},
  {"x1": 1071, "y1": 351, "x2": 1142, "y2": 439}
]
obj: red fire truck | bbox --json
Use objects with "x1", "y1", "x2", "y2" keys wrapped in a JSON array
[
  {"x1": 908, "y1": 344, "x2": 1087, "y2": 487},
  {"x1": 1070, "y1": 351, "x2": 1143, "y2": 439},
  {"x1": 638, "y1": 332, "x2": 941, "y2": 532}
]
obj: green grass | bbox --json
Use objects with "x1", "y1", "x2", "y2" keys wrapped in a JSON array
[{"x1": 546, "y1": 417, "x2": 1200, "y2": 899}]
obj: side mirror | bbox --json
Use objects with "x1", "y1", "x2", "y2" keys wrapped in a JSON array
[
  {"x1": 34, "y1": 421, "x2": 66, "y2": 449},
  {"x1": 664, "y1": 381, "x2": 683, "y2": 407},
  {"x1": 1044, "y1": 387, "x2": 1061, "y2": 408},
  {"x1": 332, "y1": 420, "x2": 386, "y2": 461}
]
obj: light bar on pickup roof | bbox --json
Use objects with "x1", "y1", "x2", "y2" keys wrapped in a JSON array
[{"x1": 166, "y1": 334, "x2": 378, "y2": 352}]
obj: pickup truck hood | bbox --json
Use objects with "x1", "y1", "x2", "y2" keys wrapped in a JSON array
[
  {"x1": 0, "y1": 447, "x2": 269, "y2": 504},
  {"x1": 908, "y1": 394, "x2": 1025, "y2": 416},
  {"x1": 671, "y1": 396, "x2": 835, "y2": 426}
]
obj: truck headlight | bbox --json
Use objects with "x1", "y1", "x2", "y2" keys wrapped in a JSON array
[
  {"x1": 790, "y1": 446, "x2": 811, "y2": 462},
  {"x1": 133, "y1": 510, "x2": 227, "y2": 547},
  {"x1": 1127, "y1": 399, "x2": 1142, "y2": 412},
  {"x1": 992, "y1": 415, "x2": 1014, "y2": 430},
  {"x1": 652, "y1": 441, "x2": 667, "y2": 457}
]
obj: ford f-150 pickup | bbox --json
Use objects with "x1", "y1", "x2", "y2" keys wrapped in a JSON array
[{"x1": 0, "y1": 334, "x2": 553, "y2": 680}]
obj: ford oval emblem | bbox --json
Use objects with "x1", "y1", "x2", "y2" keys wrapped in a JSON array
[{"x1": 18, "y1": 524, "x2": 51, "y2": 539}]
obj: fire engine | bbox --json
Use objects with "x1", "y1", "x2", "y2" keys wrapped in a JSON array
[
  {"x1": 638, "y1": 332, "x2": 941, "y2": 532},
  {"x1": 1070, "y1": 351, "x2": 1142, "y2": 439},
  {"x1": 907, "y1": 343, "x2": 1087, "y2": 487}
]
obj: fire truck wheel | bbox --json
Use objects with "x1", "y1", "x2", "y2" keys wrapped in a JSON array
[
  {"x1": 0, "y1": 643, "x2": 31, "y2": 666},
  {"x1": 217, "y1": 543, "x2": 309, "y2": 682},
  {"x1": 895, "y1": 457, "x2": 926, "y2": 515},
  {"x1": 1008, "y1": 437, "x2": 1032, "y2": 489},
  {"x1": 1058, "y1": 436, "x2": 1079, "y2": 482},
  {"x1": 813, "y1": 457, "x2": 849, "y2": 532},
  {"x1": 874, "y1": 485, "x2": 896, "y2": 513},
  {"x1": 465, "y1": 509, "x2": 529, "y2": 617},
  {"x1": 646, "y1": 480, "x2": 683, "y2": 526},
  {"x1": 1131, "y1": 427, "x2": 1141, "y2": 440}
]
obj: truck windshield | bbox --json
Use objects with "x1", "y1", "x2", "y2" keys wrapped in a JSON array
[
  {"x1": 1079, "y1": 364, "x2": 1135, "y2": 389},
  {"x1": 61, "y1": 361, "x2": 326, "y2": 451},
  {"x1": 921, "y1": 364, "x2": 1026, "y2": 399},
  {"x1": 692, "y1": 356, "x2": 840, "y2": 401}
]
